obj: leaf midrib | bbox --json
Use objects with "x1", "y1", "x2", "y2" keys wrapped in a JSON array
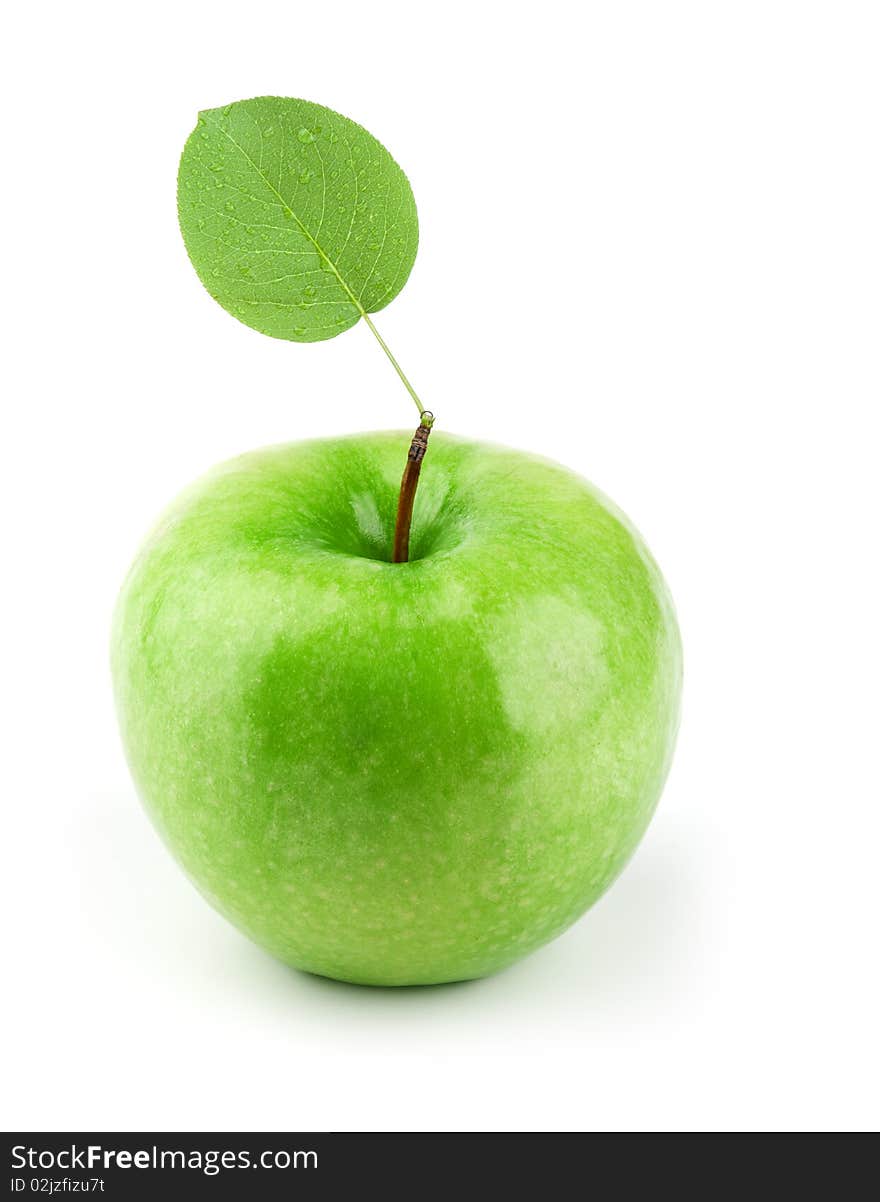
[{"x1": 209, "y1": 116, "x2": 367, "y2": 319}]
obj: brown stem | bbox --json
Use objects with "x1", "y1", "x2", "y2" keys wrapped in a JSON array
[{"x1": 392, "y1": 416, "x2": 433, "y2": 563}]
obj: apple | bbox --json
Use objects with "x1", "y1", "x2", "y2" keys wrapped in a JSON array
[{"x1": 112, "y1": 431, "x2": 682, "y2": 986}]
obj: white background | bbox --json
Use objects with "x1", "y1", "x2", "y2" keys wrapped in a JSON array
[{"x1": 3, "y1": 1, "x2": 878, "y2": 1132}]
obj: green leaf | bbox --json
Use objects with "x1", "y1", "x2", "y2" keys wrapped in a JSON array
[{"x1": 177, "y1": 97, "x2": 419, "y2": 343}]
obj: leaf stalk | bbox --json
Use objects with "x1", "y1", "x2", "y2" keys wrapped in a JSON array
[{"x1": 362, "y1": 314, "x2": 429, "y2": 421}]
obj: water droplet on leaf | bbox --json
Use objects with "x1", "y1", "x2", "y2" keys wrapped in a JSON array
[{"x1": 297, "y1": 127, "x2": 315, "y2": 144}]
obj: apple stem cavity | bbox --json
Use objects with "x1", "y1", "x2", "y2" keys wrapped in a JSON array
[{"x1": 392, "y1": 413, "x2": 435, "y2": 563}]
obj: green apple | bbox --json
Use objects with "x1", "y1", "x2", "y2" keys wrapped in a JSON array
[{"x1": 112, "y1": 432, "x2": 682, "y2": 986}]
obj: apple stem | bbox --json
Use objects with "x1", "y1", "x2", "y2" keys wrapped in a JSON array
[{"x1": 392, "y1": 414, "x2": 434, "y2": 563}]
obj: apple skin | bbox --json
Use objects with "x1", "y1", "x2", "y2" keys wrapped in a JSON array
[{"x1": 111, "y1": 432, "x2": 682, "y2": 986}]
